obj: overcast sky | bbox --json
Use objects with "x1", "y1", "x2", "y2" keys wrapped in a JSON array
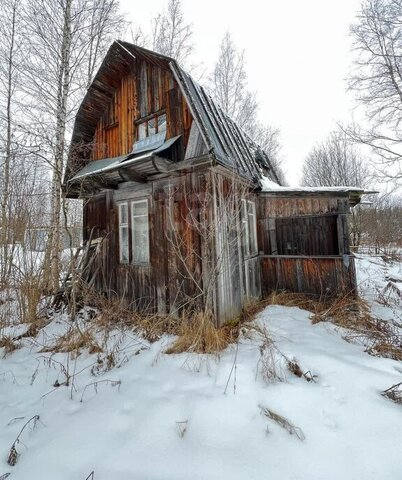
[{"x1": 120, "y1": 0, "x2": 364, "y2": 185}]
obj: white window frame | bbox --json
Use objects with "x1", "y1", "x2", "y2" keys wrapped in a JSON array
[
  {"x1": 131, "y1": 199, "x2": 150, "y2": 264},
  {"x1": 118, "y1": 202, "x2": 129, "y2": 264}
]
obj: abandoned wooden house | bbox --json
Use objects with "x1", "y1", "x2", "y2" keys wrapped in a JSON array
[{"x1": 64, "y1": 41, "x2": 366, "y2": 325}]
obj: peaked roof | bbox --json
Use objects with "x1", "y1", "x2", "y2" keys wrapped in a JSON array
[{"x1": 65, "y1": 41, "x2": 281, "y2": 186}]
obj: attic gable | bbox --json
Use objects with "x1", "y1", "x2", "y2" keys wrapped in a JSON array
[{"x1": 65, "y1": 41, "x2": 281, "y2": 193}]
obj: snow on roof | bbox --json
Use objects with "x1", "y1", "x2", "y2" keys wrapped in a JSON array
[{"x1": 259, "y1": 175, "x2": 367, "y2": 195}]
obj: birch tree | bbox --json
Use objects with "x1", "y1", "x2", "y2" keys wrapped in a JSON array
[
  {"x1": 348, "y1": 0, "x2": 402, "y2": 187},
  {"x1": 151, "y1": 0, "x2": 193, "y2": 66},
  {"x1": 21, "y1": 0, "x2": 124, "y2": 292},
  {"x1": 210, "y1": 32, "x2": 258, "y2": 133},
  {"x1": 210, "y1": 32, "x2": 286, "y2": 184},
  {"x1": 301, "y1": 130, "x2": 368, "y2": 188},
  {"x1": 0, "y1": 0, "x2": 25, "y2": 283}
]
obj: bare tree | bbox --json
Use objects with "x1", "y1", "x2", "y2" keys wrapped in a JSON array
[
  {"x1": 20, "y1": 0, "x2": 124, "y2": 292},
  {"x1": 210, "y1": 32, "x2": 258, "y2": 133},
  {"x1": 360, "y1": 193, "x2": 402, "y2": 251},
  {"x1": 0, "y1": 0, "x2": 25, "y2": 283},
  {"x1": 348, "y1": 0, "x2": 402, "y2": 187},
  {"x1": 209, "y1": 32, "x2": 285, "y2": 183},
  {"x1": 301, "y1": 129, "x2": 369, "y2": 187},
  {"x1": 302, "y1": 129, "x2": 371, "y2": 247},
  {"x1": 253, "y1": 124, "x2": 287, "y2": 185},
  {"x1": 151, "y1": 0, "x2": 193, "y2": 66}
]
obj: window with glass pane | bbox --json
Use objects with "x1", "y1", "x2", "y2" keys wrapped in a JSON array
[
  {"x1": 241, "y1": 199, "x2": 250, "y2": 257},
  {"x1": 138, "y1": 122, "x2": 147, "y2": 140},
  {"x1": 158, "y1": 114, "x2": 167, "y2": 134},
  {"x1": 241, "y1": 199, "x2": 258, "y2": 257},
  {"x1": 118, "y1": 203, "x2": 129, "y2": 263},
  {"x1": 247, "y1": 200, "x2": 258, "y2": 255},
  {"x1": 148, "y1": 117, "x2": 157, "y2": 136},
  {"x1": 132, "y1": 199, "x2": 150, "y2": 264}
]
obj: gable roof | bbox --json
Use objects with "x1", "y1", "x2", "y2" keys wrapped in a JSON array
[{"x1": 65, "y1": 41, "x2": 281, "y2": 187}]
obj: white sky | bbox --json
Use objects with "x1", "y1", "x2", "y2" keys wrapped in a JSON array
[{"x1": 120, "y1": 0, "x2": 363, "y2": 185}]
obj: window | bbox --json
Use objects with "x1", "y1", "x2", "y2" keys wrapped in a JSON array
[
  {"x1": 135, "y1": 113, "x2": 167, "y2": 141},
  {"x1": 118, "y1": 200, "x2": 150, "y2": 265},
  {"x1": 118, "y1": 203, "x2": 129, "y2": 263},
  {"x1": 241, "y1": 199, "x2": 258, "y2": 257},
  {"x1": 131, "y1": 199, "x2": 150, "y2": 264}
]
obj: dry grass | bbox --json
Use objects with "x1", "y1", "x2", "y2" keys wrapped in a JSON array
[
  {"x1": 0, "y1": 336, "x2": 20, "y2": 357},
  {"x1": 264, "y1": 290, "x2": 402, "y2": 361},
  {"x1": 165, "y1": 311, "x2": 236, "y2": 354},
  {"x1": 41, "y1": 327, "x2": 102, "y2": 355},
  {"x1": 382, "y1": 382, "x2": 402, "y2": 404},
  {"x1": 17, "y1": 274, "x2": 44, "y2": 324},
  {"x1": 259, "y1": 405, "x2": 305, "y2": 440}
]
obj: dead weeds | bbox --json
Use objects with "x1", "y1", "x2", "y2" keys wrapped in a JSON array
[
  {"x1": 41, "y1": 328, "x2": 102, "y2": 355},
  {"x1": 266, "y1": 290, "x2": 402, "y2": 362},
  {"x1": 0, "y1": 336, "x2": 20, "y2": 357},
  {"x1": 165, "y1": 311, "x2": 236, "y2": 355}
]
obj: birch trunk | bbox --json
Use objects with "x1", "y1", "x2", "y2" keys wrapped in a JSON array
[
  {"x1": 0, "y1": 0, "x2": 18, "y2": 284},
  {"x1": 48, "y1": 0, "x2": 72, "y2": 292}
]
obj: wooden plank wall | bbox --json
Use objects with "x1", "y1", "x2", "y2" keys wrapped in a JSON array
[
  {"x1": 257, "y1": 195, "x2": 349, "y2": 257},
  {"x1": 257, "y1": 194, "x2": 356, "y2": 297},
  {"x1": 260, "y1": 256, "x2": 357, "y2": 297},
  {"x1": 90, "y1": 58, "x2": 192, "y2": 161},
  {"x1": 258, "y1": 195, "x2": 348, "y2": 218},
  {"x1": 83, "y1": 170, "x2": 211, "y2": 315}
]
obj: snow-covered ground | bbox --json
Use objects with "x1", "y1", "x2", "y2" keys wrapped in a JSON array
[{"x1": 0, "y1": 255, "x2": 402, "y2": 480}]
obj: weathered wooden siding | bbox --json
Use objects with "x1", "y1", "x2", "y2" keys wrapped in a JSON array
[
  {"x1": 90, "y1": 59, "x2": 192, "y2": 161},
  {"x1": 260, "y1": 255, "x2": 357, "y2": 297},
  {"x1": 257, "y1": 194, "x2": 356, "y2": 298},
  {"x1": 257, "y1": 194, "x2": 350, "y2": 257},
  {"x1": 258, "y1": 194, "x2": 349, "y2": 218},
  {"x1": 258, "y1": 215, "x2": 339, "y2": 256},
  {"x1": 83, "y1": 170, "x2": 213, "y2": 316}
]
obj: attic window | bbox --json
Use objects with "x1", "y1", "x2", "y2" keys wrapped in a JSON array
[
  {"x1": 104, "y1": 96, "x2": 118, "y2": 128},
  {"x1": 136, "y1": 113, "x2": 167, "y2": 141}
]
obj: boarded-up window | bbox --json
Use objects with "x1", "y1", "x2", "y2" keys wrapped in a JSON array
[
  {"x1": 273, "y1": 215, "x2": 339, "y2": 256},
  {"x1": 118, "y1": 203, "x2": 129, "y2": 263},
  {"x1": 241, "y1": 199, "x2": 258, "y2": 257},
  {"x1": 132, "y1": 199, "x2": 150, "y2": 264}
]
